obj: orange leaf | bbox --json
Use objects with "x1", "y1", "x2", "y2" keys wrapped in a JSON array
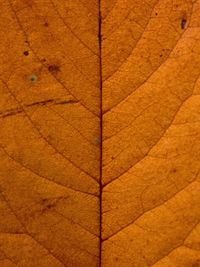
[{"x1": 0, "y1": 0, "x2": 200, "y2": 266}]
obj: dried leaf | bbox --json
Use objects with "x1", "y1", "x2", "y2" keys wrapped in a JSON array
[{"x1": 0, "y1": 0, "x2": 200, "y2": 266}]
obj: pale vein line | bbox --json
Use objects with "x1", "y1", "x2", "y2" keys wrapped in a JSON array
[
  {"x1": 103, "y1": 0, "x2": 160, "y2": 82},
  {"x1": 0, "y1": 99, "x2": 98, "y2": 147},
  {"x1": 49, "y1": 0, "x2": 98, "y2": 56},
  {"x1": 103, "y1": 2, "x2": 194, "y2": 114},
  {"x1": 0, "y1": 145, "x2": 98, "y2": 196},
  {"x1": 22, "y1": 197, "x2": 99, "y2": 238},
  {"x1": 0, "y1": 248, "x2": 19, "y2": 267},
  {"x1": 149, "y1": 220, "x2": 200, "y2": 266},
  {"x1": 2, "y1": 80, "x2": 99, "y2": 183},
  {"x1": 103, "y1": 78, "x2": 198, "y2": 187},
  {"x1": 103, "y1": 0, "x2": 152, "y2": 41},
  {"x1": 0, "y1": 194, "x2": 71, "y2": 266},
  {"x1": 0, "y1": 194, "x2": 66, "y2": 266},
  {"x1": 103, "y1": 49, "x2": 200, "y2": 185},
  {"x1": 103, "y1": 177, "x2": 200, "y2": 241},
  {"x1": 103, "y1": 35, "x2": 194, "y2": 144},
  {"x1": 7, "y1": 0, "x2": 99, "y2": 117},
  {"x1": 1, "y1": 191, "x2": 99, "y2": 259},
  {"x1": 103, "y1": 102, "x2": 155, "y2": 141},
  {"x1": 47, "y1": 105, "x2": 98, "y2": 147},
  {"x1": 103, "y1": 0, "x2": 118, "y2": 21},
  {"x1": 77, "y1": 0, "x2": 97, "y2": 17}
]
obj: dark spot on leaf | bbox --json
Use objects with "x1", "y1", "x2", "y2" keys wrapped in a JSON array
[
  {"x1": 46, "y1": 203, "x2": 54, "y2": 209},
  {"x1": 28, "y1": 74, "x2": 38, "y2": 83},
  {"x1": 48, "y1": 64, "x2": 60, "y2": 73},
  {"x1": 23, "y1": 50, "x2": 29, "y2": 56},
  {"x1": 42, "y1": 58, "x2": 46, "y2": 62},
  {"x1": 160, "y1": 54, "x2": 163, "y2": 57},
  {"x1": 181, "y1": 18, "x2": 187, "y2": 29},
  {"x1": 44, "y1": 22, "x2": 49, "y2": 27},
  {"x1": 171, "y1": 168, "x2": 177, "y2": 173},
  {"x1": 41, "y1": 198, "x2": 56, "y2": 211},
  {"x1": 155, "y1": 12, "x2": 158, "y2": 16},
  {"x1": 192, "y1": 259, "x2": 200, "y2": 267},
  {"x1": 27, "y1": 99, "x2": 54, "y2": 107},
  {"x1": 57, "y1": 99, "x2": 79, "y2": 105}
]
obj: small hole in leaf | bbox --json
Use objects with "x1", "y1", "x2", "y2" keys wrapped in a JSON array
[{"x1": 23, "y1": 50, "x2": 29, "y2": 56}]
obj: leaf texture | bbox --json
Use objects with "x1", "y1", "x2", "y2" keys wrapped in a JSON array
[
  {"x1": 0, "y1": 0, "x2": 100, "y2": 266},
  {"x1": 0, "y1": 0, "x2": 200, "y2": 266}
]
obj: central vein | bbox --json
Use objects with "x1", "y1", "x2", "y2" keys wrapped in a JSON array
[{"x1": 98, "y1": 0, "x2": 103, "y2": 266}]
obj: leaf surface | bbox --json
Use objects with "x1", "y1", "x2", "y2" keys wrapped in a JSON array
[{"x1": 0, "y1": 0, "x2": 200, "y2": 266}]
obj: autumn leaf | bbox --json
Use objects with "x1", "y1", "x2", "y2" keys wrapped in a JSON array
[{"x1": 0, "y1": 0, "x2": 200, "y2": 266}]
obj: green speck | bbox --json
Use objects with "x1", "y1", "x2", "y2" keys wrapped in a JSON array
[{"x1": 29, "y1": 74, "x2": 38, "y2": 83}]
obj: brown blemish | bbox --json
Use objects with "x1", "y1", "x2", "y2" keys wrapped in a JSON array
[
  {"x1": 27, "y1": 99, "x2": 54, "y2": 107},
  {"x1": 171, "y1": 168, "x2": 177, "y2": 173},
  {"x1": 0, "y1": 99, "x2": 79, "y2": 119},
  {"x1": 181, "y1": 18, "x2": 187, "y2": 29},
  {"x1": 1, "y1": 109, "x2": 21, "y2": 118},
  {"x1": 94, "y1": 137, "x2": 100, "y2": 145},
  {"x1": 44, "y1": 22, "x2": 49, "y2": 27},
  {"x1": 40, "y1": 196, "x2": 67, "y2": 213},
  {"x1": 23, "y1": 50, "x2": 29, "y2": 56},
  {"x1": 192, "y1": 259, "x2": 200, "y2": 267},
  {"x1": 46, "y1": 203, "x2": 55, "y2": 209},
  {"x1": 48, "y1": 64, "x2": 60, "y2": 74},
  {"x1": 56, "y1": 99, "x2": 79, "y2": 105},
  {"x1": 41, "y1": 198, "x2": 57, "y2": 212}
]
